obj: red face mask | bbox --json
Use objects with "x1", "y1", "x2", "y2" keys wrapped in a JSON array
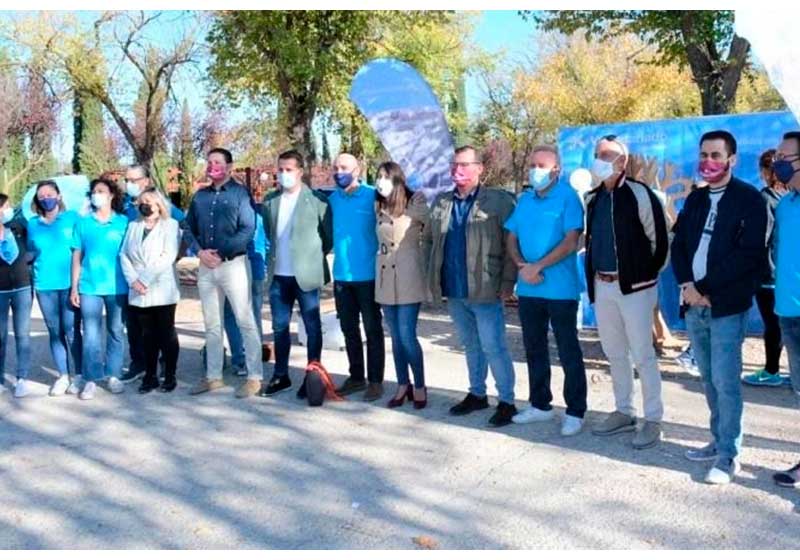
[
  {"x1": 698, "y1": 159, "x2": 729, "y2": 183},
  {"x1": 207, "y1": 162, "x2": 227, "y2": 182},
  {"x1": 451, "y1": 166, "x2": 477, "y2": 188}
]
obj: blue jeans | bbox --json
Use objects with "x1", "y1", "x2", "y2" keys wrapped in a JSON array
[
  {"x1": 224, "y1": 277, "x2": 265, "y2": 368},
  {"x1": 447, "y1": 298, "x2": 516, "y2": 404},
  {"x1": 383, "y1": 303, "x2": 425, "y2": 388},
  {"x1": 0, "y1": 287, "x2": 33, "y2": 381},
  {"x1": 686, "y1": 307, "x2": 748, "y2": 461},
  {"x1": 518, "y1": 297, "x2": 587, "y2": 418},
  {"x1": 779, "y1": 316, "x2": 800, "y2": 400},
  {"x1": 80, "y1": 294, "x2": 126, "y2": 382},
  {"x1": 36, "y1": 289, "x2": 82, "y2": 377},
  {"x1": 269, "y1": 276, "x2": 322, "y2": 379}
]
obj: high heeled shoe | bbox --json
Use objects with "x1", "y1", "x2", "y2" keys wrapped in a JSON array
[
  {"x1": 387, "y1": 384, "x2": 413, "y2": 408},
  {"x1": 413, "y1": 387, "x2": 428, "y2": 410}
]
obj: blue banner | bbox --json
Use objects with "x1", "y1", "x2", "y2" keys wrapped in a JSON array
[
  {"x1": 349, "y1": 58, "x2": 454, "y2": 200},
  {"x1": 19, "y1": 174, "x2": 91, "y2": 220},
  {"x1": 558, "y1": 110, "x2": 800, "y2": 332}
]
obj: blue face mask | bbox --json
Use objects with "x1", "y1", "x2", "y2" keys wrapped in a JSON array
[
  {"x1": 39, "y1": 197, "x2": 59, "y2": 212},
  {"x1": 334, "y1": 172, "x2": 354, "y2": 189},
  {"x1": 529, "y1": 167, "x2": 554, "y2": 191},
  {"x1": 773, "y1": 159, "x2": 800, "y2": 184}
]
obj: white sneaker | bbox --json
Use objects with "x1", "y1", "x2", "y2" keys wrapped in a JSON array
[
  {"x1": 107, "y1": 376, "x2": 125, "y2": 394},
  {"x1": 14, "y1": 379, "x2": 30, "y2": 398},
  {"x1": 512, "y1": 406, "x2": 555, "y2": 424},
  {"x1": 704, "y1": 459, "x2": 741, "y2": 485},
  {"x1": 561, "y1": 414, "x2": 584, "y2": 436},
  {"x1": 50, "y1": 375, "x2": 70, "y2": 397},
  {"x1": 79, "y1": 381, "x2": 97, "y2": 400},
  {"x1": 67, "y1": 375, "x2": 84, "y2": 395}
]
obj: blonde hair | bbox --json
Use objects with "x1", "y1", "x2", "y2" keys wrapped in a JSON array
[{"x1": 138, "y1": 188, "x2": 170, "y2": 220}]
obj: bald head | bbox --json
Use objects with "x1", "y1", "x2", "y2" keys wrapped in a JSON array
[{"x1": 333, "y1": 153, "x2": 361, "y2": 190}]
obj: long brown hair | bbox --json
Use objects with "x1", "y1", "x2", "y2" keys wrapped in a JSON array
[{"x1": 376, "y1": 161, "x2": 413, "y2": 217}]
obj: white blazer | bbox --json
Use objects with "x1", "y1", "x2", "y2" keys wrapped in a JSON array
[{"x1": 120, "y1": 217, "x2": 180, "y2": 308}]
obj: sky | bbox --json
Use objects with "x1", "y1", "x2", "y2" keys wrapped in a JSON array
[{"x1": 3, "y1": 10, "x2": 539, "y2": 166}]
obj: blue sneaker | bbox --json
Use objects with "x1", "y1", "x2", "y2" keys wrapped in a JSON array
[
  {"x1": 781, "y1": 375, "x2": 793, "y2": 388},
  {"x1": 742, "y1": 369, "x2": 784, "y2": 387},
  {"x1": 686, "y1": 443, "x2": 718, "y2": 462}
]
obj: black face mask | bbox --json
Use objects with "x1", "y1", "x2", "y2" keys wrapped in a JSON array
[{"x1": 139, "y1": 204, "x2": 154, "y2": 217}]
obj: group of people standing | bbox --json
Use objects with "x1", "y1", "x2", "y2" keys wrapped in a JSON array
[{"x1": 0, "y1": 129, "x2": 798, "y2": 490}]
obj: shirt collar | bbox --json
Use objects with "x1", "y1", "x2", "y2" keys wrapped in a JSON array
[{"x1": 453, "y1": 186, "x2": 479, "y2": 202}]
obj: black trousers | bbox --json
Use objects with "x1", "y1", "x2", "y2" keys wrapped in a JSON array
[
  {"x1": 755, "y1": 287, "x2": 783, "y2": 374},
  {"x1": 129, "y1": 304, "x2": 179, "y2": 384},
  {"x1": 126, "y1": 306, "x2": 146, "y2": 372},
  {"x1": 334, "y1": 280, "x2": 385, "y2": 383},
  {"x1": 518, "y1": 296, "x2": 587, "y2": 418}
]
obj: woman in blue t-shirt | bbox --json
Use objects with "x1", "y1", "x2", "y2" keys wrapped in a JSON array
[
  {"x1": 26, "y1": 180, "x2": 83, "y2": 397},
  {"x1": 70, "y1": 178, "x2": 130, "y2": 401}
]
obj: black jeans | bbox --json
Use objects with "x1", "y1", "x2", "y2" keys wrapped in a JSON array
[
  {"x1": 755, "y1": 287, "x2": 783, "y2": 374},
  {"x1": 125, "y1": 305, "x2": 146, "y2": 372},
  {"x1": 334, "y1": 280, "x2": 385, "y2": 383},
  {"x1": 129, "y1": 304, "x2": 179, "y2": 385},
  {"x1": 518, "y1": 296, "x2": 587, "y2": 418}
]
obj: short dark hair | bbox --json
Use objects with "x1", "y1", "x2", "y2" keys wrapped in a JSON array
[
  {"x1": 700, "y1": 130, "x2": 737, "y2": 155},
  {"x1": 0, "y1": 193, "x2": 8, "y2": 208},
  {"x1": 783, "y1": 131, "x2": 800, "y2": 153},
  {"x1": 278, "y1": 149, "x2": 304, "y2": 169},
  {"x1": 454, "y1": 145, "x2": 482, "y2": 163},
  {"x1": 208, "y1": 147, "x2": 233, "y2": 164},
  {"x1": 759, "y1": 149, "x2": 776, "y2": 171},
  {"x1": 89, "y1": 177, "x2": 125, "y2": 214}
]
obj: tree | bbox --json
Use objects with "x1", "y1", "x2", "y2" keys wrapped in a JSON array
[
  {"x1": 527, "y1": 11, "x2": 750, "y2": 115},
  {"x1": 73, "y1": 91, "x2": 119, "y2": 177},
  {"x1": 175, "y1": 99, "x2": 194, "y2": 188}
]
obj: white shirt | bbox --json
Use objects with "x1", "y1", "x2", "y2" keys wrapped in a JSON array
[
  {"x1": 691, "y1": 186, "x2": 726, "y2": 282},
  {"x1": 274, "y1": 189, "x2": 301, "y2": 276}
]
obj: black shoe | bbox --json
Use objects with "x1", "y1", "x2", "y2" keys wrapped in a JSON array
[
  {"x1": 138, "y1": 378, "x2": 159, "y2": 394},
  {"x1": 121, "y1": 366, "x2": 145, "y2": 384},
  {"x1": 258, "y1": 375, "x2": 291, "y2": 397},
  {"x1": 488, "y1": 402, "x2": 518, "y2": 427},
  {"x1": 449, "y1": 393, "x2": 489, "y2": 416},
  {"x1": 296, "y1": 378, "x2": 308, "y2": 400},
  {"x1": 160, "y1": 379, "x2": 177, "y2": 393},
  {"x1": 336, "y1": 377, "x2": 367, "y2": 396}
]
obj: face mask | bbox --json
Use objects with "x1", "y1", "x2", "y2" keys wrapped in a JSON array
[
  {"x1": 773, "y1": 159, "x2": 800, "y2": 184},
  {"x1": 39, "y1": 197, "x2": 59, "y2": 212},
  {"x1": 1, "y1": 208, "x2": 13, "y2": 224},
  {"x1": 139, "y1": 203, "x2": 154, "y2": 217},
  {"x1": 334, "y1": 172, "x2": 354, "y2": 189},
  {"x1": 278, "y1": 172, "x2": 296, "y2": 190},
  {"x1": 376, "y1": 178, "x2": 394, "y2": 198},
  {"x1": 698, "y1": 159, "x2": 729, "y2": 183},
  {"x1": 207, "y1": 162, "x2": 227, "y2": 182},
  {"x1": 590, "y1": 157, "x2": 618, "y2": 183},
  {"x1": 529, "y1": 167, "x2": 554, "y2": 191},
  {"x1": 126, "y1": 182, "x2": 142, "y2": 198},
  {"x1": 451, "y1": 166, "x2": 478, "y2": 188},
  {"x1": 91, "y1": 192, "x2": 110, "y2": 209}
]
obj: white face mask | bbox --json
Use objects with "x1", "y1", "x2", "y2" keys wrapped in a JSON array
[
  {"x1": 590, "y1": 156, "x2": 620, "y2": 183},
  {"x1": 376, "y1": 178, "x2": 394, "y2": 198},
  {"x1": 278, "y1": 172, "x2": 297, "y2": 190},
  {"x1": 529, "y1": 167, "x2": 554, "y2": 191},
  {"x1": 91, "y1": 192, "x2": 110, "y2": 209},
  {"x1": 1, "y1": 207, "x2": 13, "y2": 224},
  {"x1": 126, "y1": 182, "x2": 142, "y2": 198}
]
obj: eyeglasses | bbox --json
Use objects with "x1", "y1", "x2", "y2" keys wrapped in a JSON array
[{"x1": 773, "y1": 154, "x2": 800, "y2": 163}]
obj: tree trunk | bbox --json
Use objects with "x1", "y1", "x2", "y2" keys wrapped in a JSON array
[{"x1": 286, "y1": 103, "x2": 317, "y2": 173}]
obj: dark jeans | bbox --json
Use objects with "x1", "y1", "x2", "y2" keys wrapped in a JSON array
[
  {"x1": 334, "y1": 280, "x2": 385, "y2": 383},
  {"x1": 0, "y1": 287, "x2": 33, "y2": 381},
  {"x1": 518, "y1": 296, "x2": 587, "y2": 419},
  {"x1": 755, "y1": 287, "x2": 784, "y2": 374},
  {"x1": 125, "y1": 303, "x2": 146, "y2": 374},
  {"x1": 779, "y1": 316, "x2": 800, "y2": 397},
  {"x1": 128, "y1": 304, "x2": 179, "y2": 385},
  {"x1": 269, "y1": 276, "x2": 322, "y2": 379},
  {"x1": 36, "y1": 289, "x2": 82, "y2": 377},
  {"x1": 383, "y1": 303, "x2": 425, "y2": 388}
]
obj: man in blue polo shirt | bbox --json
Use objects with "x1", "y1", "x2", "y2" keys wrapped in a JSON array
[
  {"x1": 772, "y1": 130, "x2": 800, "y2": 489},
  {"x1": 505, "y1": 145, "x2": 588, "y2": 436},
  {"x1": 328, "y1": 153, "x2": 385, "y2": 401}
]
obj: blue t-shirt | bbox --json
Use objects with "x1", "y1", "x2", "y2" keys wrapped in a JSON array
[
  {"x1": 71, "y1": 212, "x2": 130, "y2": 296},
  {"x1": 26, "y1": 210, "x2": 80, "y2": 291},
  {"x1": 775, "y1": 191, "x2": 800, "y2": 317},
  {"x1": 328, "y1": 184, "x2": 378, "y2": 282},
  {"x1": 504, "y1": 183, "x2": 584, "y2": 300}
]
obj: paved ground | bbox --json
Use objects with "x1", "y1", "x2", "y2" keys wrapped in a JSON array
[{"x1": 1, "y1": 279, "x2": 799, "y2": 549}]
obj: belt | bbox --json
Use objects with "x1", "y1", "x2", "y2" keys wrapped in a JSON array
[
  {"x1": 596, "y1": 272, "x2": 619, "y2": 283},
  {"x1": 221, "y1": 252, "x2": 246, "y2": 262}
]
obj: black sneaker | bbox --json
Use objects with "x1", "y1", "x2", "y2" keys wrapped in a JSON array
[
  {"x1": 488, "y1": 402, "x2": 518, "y2": 427},
  {"x1": 336, "y1": 377, "x2": 367, "y2": 396},
  {"x1": 120, "y1": 366, "x2": 145, "y2": 384},
  {"x1": 296, "y1": 378, "x2": 308, "y2": 400},
  {"x1": 258, "y1": 375, "x2": 291, "y2": 397},
  {"x1": 449, "y1": 393, "x2": 489, "y2": 416}
]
